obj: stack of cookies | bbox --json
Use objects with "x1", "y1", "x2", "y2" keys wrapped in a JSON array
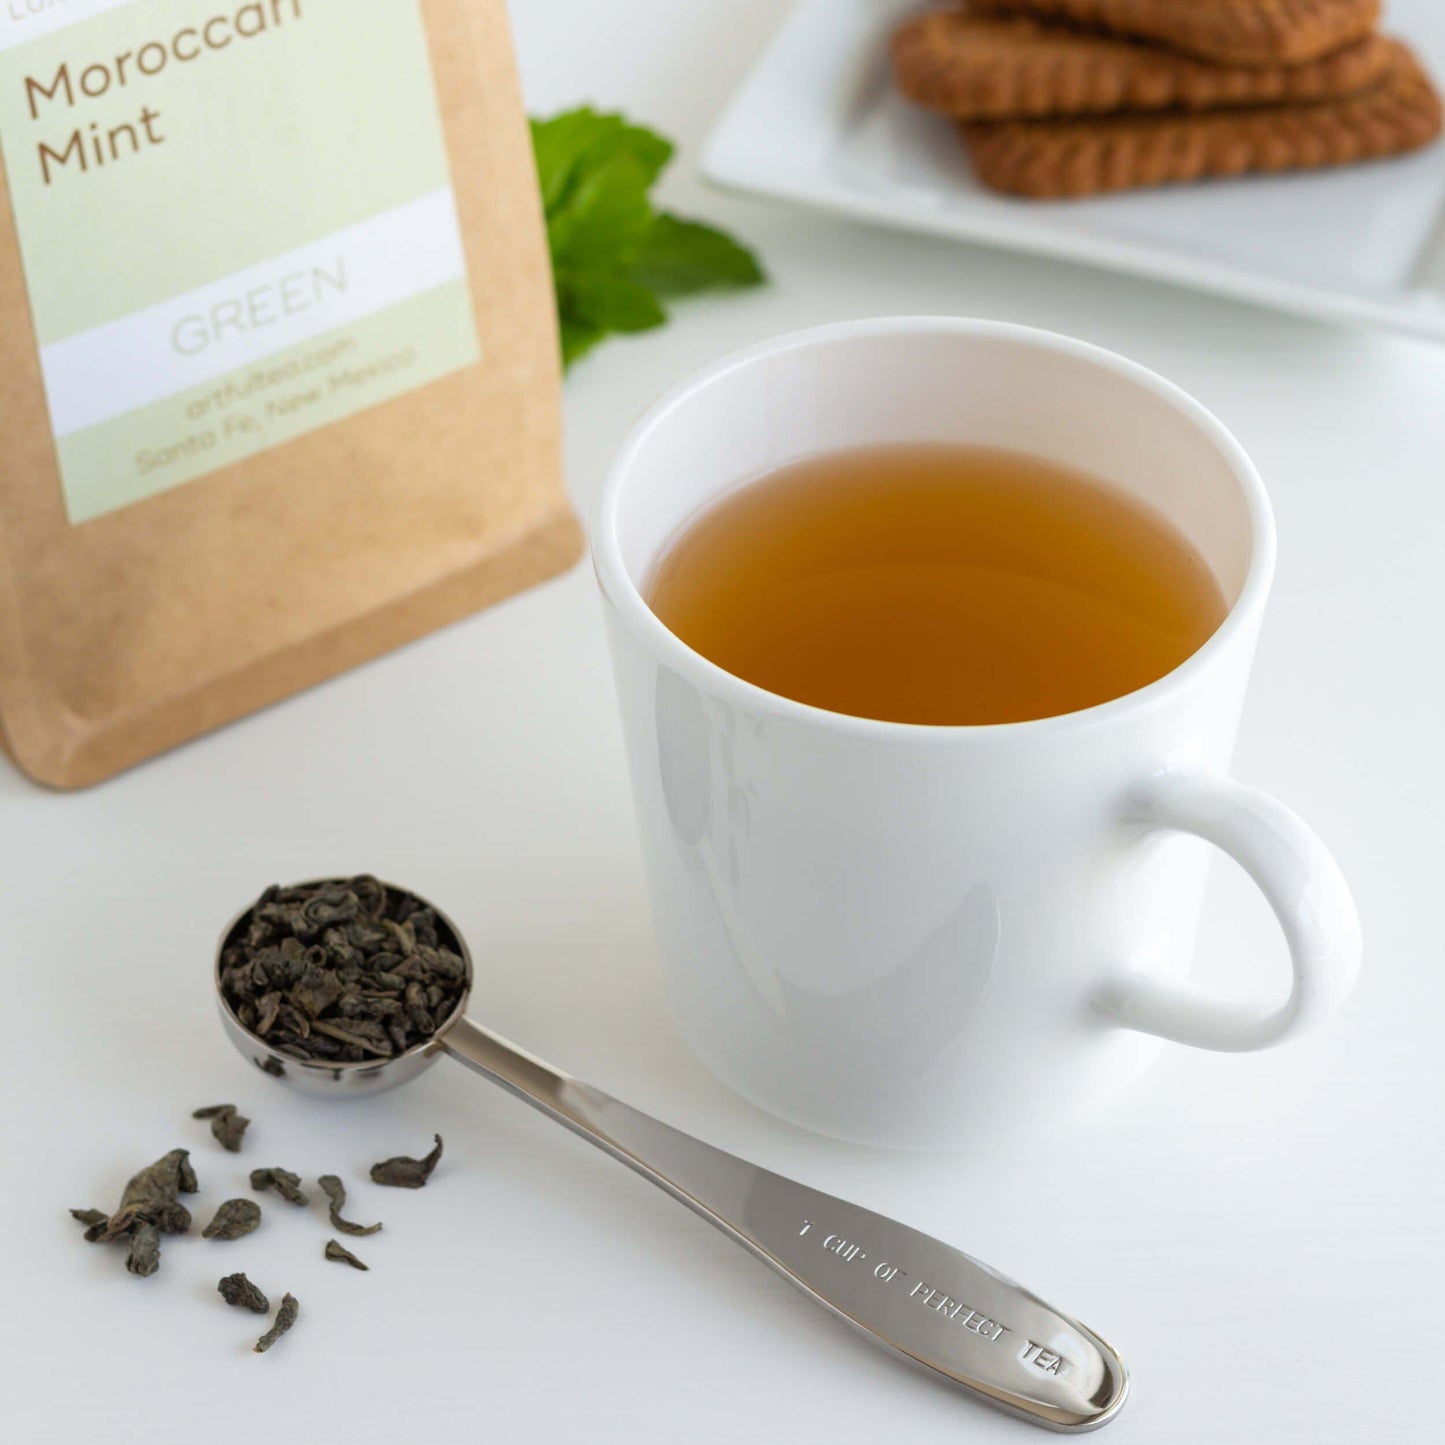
[{"x1": 892, "y1": 0, "x2": 1442, "y2": 197}]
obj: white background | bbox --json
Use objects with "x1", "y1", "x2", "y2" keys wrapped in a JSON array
[{"x1": 3, "y1": 1, "x2": 1442, "y2": 1441}]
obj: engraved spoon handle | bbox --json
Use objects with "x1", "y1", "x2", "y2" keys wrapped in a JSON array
[{"x1": 440, "y1": 1015, "x2": 1127, "y2": 1432}]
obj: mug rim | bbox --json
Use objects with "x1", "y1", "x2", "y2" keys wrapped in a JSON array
[{"x1": 593, "y1": 316, "x2": 1276, "y2": 743}]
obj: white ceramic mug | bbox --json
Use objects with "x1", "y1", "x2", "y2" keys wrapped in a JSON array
[{"x1": 594, "y1": 318, "x2": 1360, "y2": 1149}]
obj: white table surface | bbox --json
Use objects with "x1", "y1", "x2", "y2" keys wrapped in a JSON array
[{"x1": 5, "y1": 2, "x2": 1443, "y2": 1441}]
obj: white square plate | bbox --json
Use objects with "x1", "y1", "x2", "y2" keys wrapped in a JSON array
[{"x1": 702, "y1": 0, "x2": 1445, "y2": 340}]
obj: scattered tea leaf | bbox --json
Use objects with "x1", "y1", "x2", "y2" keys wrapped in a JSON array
[
  {"x1": 317, "y1": 1175, "x2": 381, "y2": 1236},
  {"x1": 73, "y1": 1149, "x2": 196, "y2": 1274},
  {"x1": 202, "y1": 1198, "x2": 262, "y2": 1240},
  {"x1": 254, "y1": 1293, "x2": 299, "y2": 1353},
  {"x1": 101, "y1": 1149, "x2": 200, "y2": 1237},
  {"x1": 69, "y1": 1207, "x2": 109, "y2": 1240},
  {"x1": 324, "y1": 1239, "x2": 368, "y2": 1271},
  {"x1": 126, "y1": 1221, "x2": 162, "y2": 1276},
  {"x1": 192, "y1": 1104, "x2": 250, "y2": 1153},
  {"x1": 369, "y1": 1133, "x2": 443, "y2": 1189},
  {"x1": 218, "y1": 1272, "x2": 269, "y2": 1314},
  {"x1": 249, "y1": 1167, "x2": 307, "y2": 1206}
]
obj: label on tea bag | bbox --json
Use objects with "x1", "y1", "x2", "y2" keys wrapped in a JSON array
[{"x1": 0, "y1": 0, "x2": 481, "y2": 522}]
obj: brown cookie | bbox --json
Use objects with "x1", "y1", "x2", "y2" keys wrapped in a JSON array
[
  {"x1": 962, "y1": 40, "x2": 1442, "y2": 197},
  {"x1": 894, "y1": 11, "x2": 1393, "y2": 119},
  {"x1": 968, "y1": 0, "x2": 1381, "y2": 67}
]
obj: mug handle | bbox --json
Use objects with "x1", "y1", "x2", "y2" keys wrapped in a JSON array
[{"x1": 1093, "y1": 771, "x2": 1361, "y2": 1051}]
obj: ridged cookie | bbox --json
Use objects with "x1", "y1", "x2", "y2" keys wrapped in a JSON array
[
  {"x1": 963, "y1": 39, "x2": 1442, "y2": 197},
  {"x1": 968, "y1": 0, "x2": 1381, "y2": 67},
  {"x1": 894, "y1": 11, "x2": 1393, "y2": 119}
]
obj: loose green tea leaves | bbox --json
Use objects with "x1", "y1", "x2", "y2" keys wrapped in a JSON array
[
  {"x1": 202, "y1": 1198, "x2": 262, "y2": 1240},
  {"x1": 369, "y1": 1134, "x2": 444, "y2": 1189},
  {"x1": 218, "y1": 1273, "x2": 269, "y2": 1314},
  {"x1": 192, "y1": 1104, "x2": 250, "y2": 1153},
  {"x1": 219, "y1": 877, "x2": 468, "y2": 1065},
  {"x1": 324, "y1": 1239, "x2": 369, "y2": 1271},
  {"x1": 317, "y1": 1175, "x2": 381, "y2": 1236},
  {"x1": 72, "y1": 1148, "x2": 197, "y2": 1274},
  {"x1": 254, "y1": 1293, "x2": 299, "y2": 1354},
  {"x1": 249, "y1": 1167, "x2": 307, "y2": 1206}
]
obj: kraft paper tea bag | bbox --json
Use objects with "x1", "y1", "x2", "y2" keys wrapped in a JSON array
[{"x1": 0, "y1": 0, "x2": 579, "y2": 787}]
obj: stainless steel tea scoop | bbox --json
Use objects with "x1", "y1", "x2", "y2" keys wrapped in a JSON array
[{"x1": 215, "y1": 883, "x2": 1127, "y2": 1432}]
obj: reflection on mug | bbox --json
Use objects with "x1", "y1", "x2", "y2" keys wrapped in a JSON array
[{"x1": 656, "y1": 663, "x2": 1001, "y2": 1084}]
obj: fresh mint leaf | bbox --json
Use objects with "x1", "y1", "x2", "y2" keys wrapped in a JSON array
[
  {"x1": 532, "y1": 106, "x2": 765, "y2": 371},
  {"x1": 633, "y1": 213, "x2": 766, "y2": 297},
  {"x1": 546, "y1": 153, "x2": 655, "y2": 269},
  {"x1": 559, "y1": 316, "x2": 607, "y2": 369},
  {"x1": 532, "y1": 108, "x2": 673, "y2": 218},
  {"x1": 532, "y1": 109, "x2": 597, "y2": 212},
  {"x1": 562, "y1": 272, "x2": 668, "y2": 334}
]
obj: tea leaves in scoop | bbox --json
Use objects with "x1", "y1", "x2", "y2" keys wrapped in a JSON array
[{"x1": 220, "y1": 877, "x2": 468, "y2": 1064}]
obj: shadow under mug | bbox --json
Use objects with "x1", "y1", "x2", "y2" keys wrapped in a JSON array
[{"x1": 593, "y1": 318, "x2": 1360, "y2": 1150}]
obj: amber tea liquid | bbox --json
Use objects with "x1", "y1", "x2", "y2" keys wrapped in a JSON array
[{"x1": 647, "y1": 444, "x2": 1228, "y2": 726}]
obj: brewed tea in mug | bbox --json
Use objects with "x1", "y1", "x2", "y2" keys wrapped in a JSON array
[{"x1": 647, "y1": 443, "x2": 1228, "y2": 726}]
